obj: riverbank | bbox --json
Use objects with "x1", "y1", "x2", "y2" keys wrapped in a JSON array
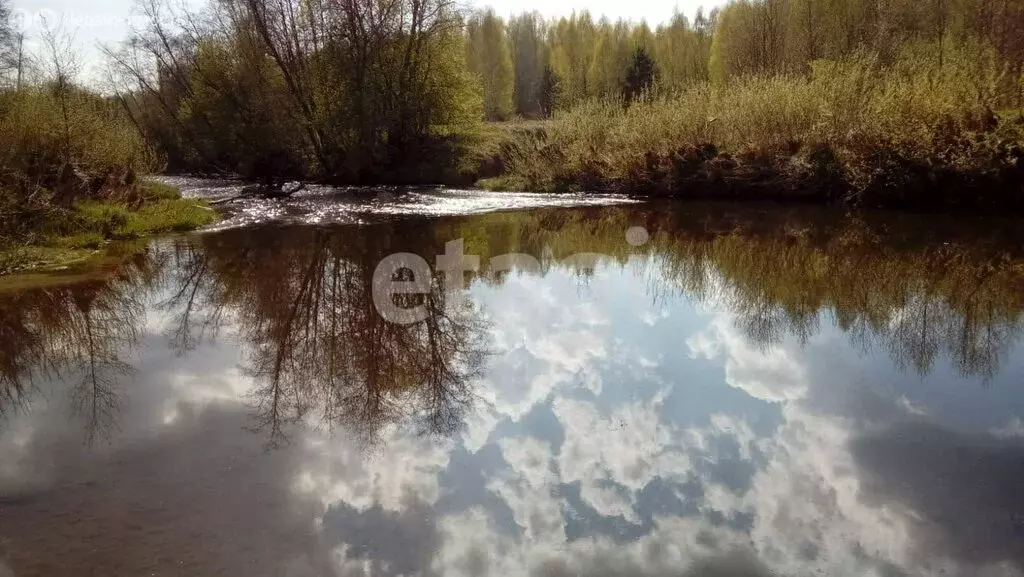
[
  {"x1": 0, "y1": 181, "x2": 217, "y2": 276},
  {"x1": 0, "y1": 84, "x2": 219, "y2": 277},
  {"x1": 472, "y1": 49, "x2": 1024, "y2": 213}
]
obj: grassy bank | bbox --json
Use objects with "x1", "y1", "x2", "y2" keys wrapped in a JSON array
[
  {"x1": 478, "y1": 44, "x2": 1024, "y2": 212},
  {"x1": 0, "y1": 85, "x2": 218, "y2": 275},
  {"x1": 0, "y1": 181, "x2": 217, "y2": 275}
]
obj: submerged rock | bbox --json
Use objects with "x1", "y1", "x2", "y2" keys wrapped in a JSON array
[{"x1": 240, "y1": 181, "x2": 307, "y2": 199}]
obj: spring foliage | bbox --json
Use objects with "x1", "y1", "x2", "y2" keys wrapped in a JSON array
[
  {"x1": 109, "y1": 0, "x2": 483, "y2": 183},
  {"x1": 487, "y1": 43, "x2": 1024, "y2": 209},
  {"x1": 101, "y1": 0, "x2": 1024, "y2": 186},
  {"x1": 0, "y1": 0, "x2": 214, "y2": 272},
  {"x1": 2, "y1": 0, "x2": 1024, "y2": 221}
]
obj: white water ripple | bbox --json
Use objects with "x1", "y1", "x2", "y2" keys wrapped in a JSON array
[{"x1": 157, "y1": 176, "x2": 640, "y2": 230}]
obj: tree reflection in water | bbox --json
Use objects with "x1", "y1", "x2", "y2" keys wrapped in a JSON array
[
  {"x1": 0, "y1": 249, "x2": 160, "y2": 442},
  {"x1": 163, "y1": 224, "x2": 491, "y2": 447},
  {"x1": 3, "y1": 205, "x2": 1024, "y2": 446},
  {"x1": 673, "y1": 221, "x2": 1024, "y2": 382}
]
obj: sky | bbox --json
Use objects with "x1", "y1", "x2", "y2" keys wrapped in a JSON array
[{"x1": 12, "y1": 0, "x2": 725, "y2": 83}]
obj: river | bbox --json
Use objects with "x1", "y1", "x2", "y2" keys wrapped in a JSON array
[{"x1": 1, "y1": 181, "x2": 1023, "y2": 577}]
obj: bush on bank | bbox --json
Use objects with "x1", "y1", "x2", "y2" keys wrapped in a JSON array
[
  {"x1": 483, "y1": 43, "x2": 1024, "y2": 212},
  {"x1": 0, "y1": 88, "x2": 216, "y2": 275}
]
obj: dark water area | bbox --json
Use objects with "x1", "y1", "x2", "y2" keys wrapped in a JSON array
[{"x1": 2, "y1": 187, "x2": 1024, "y2": 577}]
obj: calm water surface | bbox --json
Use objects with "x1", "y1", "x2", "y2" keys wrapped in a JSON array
[{"x1": 2, "y1": 186, "x2": 1024, "y2": 577}]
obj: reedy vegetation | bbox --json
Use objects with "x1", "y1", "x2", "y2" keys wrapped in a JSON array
[
  {"x1": 490, "y1": 44, "x2": 1024, "y2": 209},
  {"x1": 473, "y1": 0, "x2": 1024, "y2": 208}
]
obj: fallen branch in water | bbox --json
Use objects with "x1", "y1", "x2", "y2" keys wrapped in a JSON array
[{"x1": 210, "y1": 181, "x2": 308, "y2": 205}]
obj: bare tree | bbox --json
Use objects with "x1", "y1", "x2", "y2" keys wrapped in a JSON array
[
  {"x1": 0, "y1": 0, "x2": 13, "y2": 83},
  {"x1": 39, "y1": 17, "x2": 81, "y2": 159}
]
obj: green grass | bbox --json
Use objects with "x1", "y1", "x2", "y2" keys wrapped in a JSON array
[
  {"x1": 124, "y1": 198, "x2": 218, "y2": 234},
  {"x1": 71, "y1": 198, "x2": 217, "y2": 239},
  {"x1": 0, "y1": 185, "x2": 218, "y2": 275},
  {"x1": 49, "y1": 232, "x2": 106, "y2": 250},
  {"x1": 139, "y1": 179, "x2": 185, "y2": 201},
  {"x1": 0, "y1": 82, "x2": 221, "y2": 276}
]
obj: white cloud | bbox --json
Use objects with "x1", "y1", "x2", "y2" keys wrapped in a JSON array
[
  {"x1": 687, "y1": 314, "x2": 809, "y2": 403},
  {"x1": 897, "y1": 395, "x2": 929, "y2": 417},
  {"x1": 992, "y1": 416, "x2": 1024, "y2": 439},
  {"x1": 489, "y1": 437, "x2": 565, "y2": 544},
  {"x1": 471, "y1": 272, "x2": 610, "y2": 432},
  {"x1": 295, "y1": 427, "x2": 455, "y2": 514},
  {"x1": 555, "y1": 395, "x2": 687, "y2": 492}
]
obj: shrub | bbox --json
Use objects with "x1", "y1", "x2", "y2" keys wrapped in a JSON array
[
  {"x1": 0, "y1": 84, "x2": 221, "y2": 265},
  {"x1": 0, "y1": 86, "x2": 165, "y2": 248},
  {"x1": 0, "y1": 87, "x2": 157, "y2": 183},
  {"x1": 488, "y1": 41, "x2": 1024, "y2": 211}
]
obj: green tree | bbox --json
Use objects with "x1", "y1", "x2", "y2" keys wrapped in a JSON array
[
  {"x1": 548, "y1": 12, "x2": 598, "y2": 106},
  {"x1": 508, "y1": 12, "x2": 546, "y2": 117},
  {"x1": 622, "y1": 46, "x2": 656, "y2": 101},
  {"x1": 538, "y1": 63, "x2": 561, "y2": 116},
  {"x1": 586, "y1": 19, "x2": 631, "y2": 99},
  {"x1": 466, "y1": 10, "x2": 515, "y2": 121},
  {"x1": 109, "y1": 0, "x2": 482, "y2": 183},
  {"x1": 786, "y1": 0, "x2": 824, "y2": 69},
  {"x1": 709, "y1": 0, "x2": 790, "y2": 81},
  {"x1": 654, "y1": 12, "x2": 712, "y2": 89}
]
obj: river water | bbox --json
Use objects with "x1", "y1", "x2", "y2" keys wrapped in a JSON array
[{"x1": 1, "y1": 182, "x2": 1024, "y2": 577}]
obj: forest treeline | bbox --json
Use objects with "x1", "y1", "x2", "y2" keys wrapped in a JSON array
[
  {"x1": 103, "y1": 0, "x2": 1024, "y2": 167},
  {"x1": 467, "y1": 0, "x2": 1024, "y2": 118},
  {"x1": 3, "y1": 0, "x2": 1024, "y2": 227},
  {"x1": 467, "y1": 0, "x2": 1024, "y2": 209}
]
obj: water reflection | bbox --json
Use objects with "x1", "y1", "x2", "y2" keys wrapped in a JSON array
[
  {"x1": 697, "y1": 231, "x2": 1024, "y2": 381},
  {"x1": 164, "y1": 226, "x2": 490, "y2": 446},
  {"x1": 0, "y1": 250, "x2": 160, "y2": 441},
  {"x1": 0, "y1": 203, "x2": 1023, "y2": 576}
]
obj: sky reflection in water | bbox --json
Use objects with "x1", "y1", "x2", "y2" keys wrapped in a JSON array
[{"x1": 1, "y1": 203, "x2": 1024, "y2": 577}]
